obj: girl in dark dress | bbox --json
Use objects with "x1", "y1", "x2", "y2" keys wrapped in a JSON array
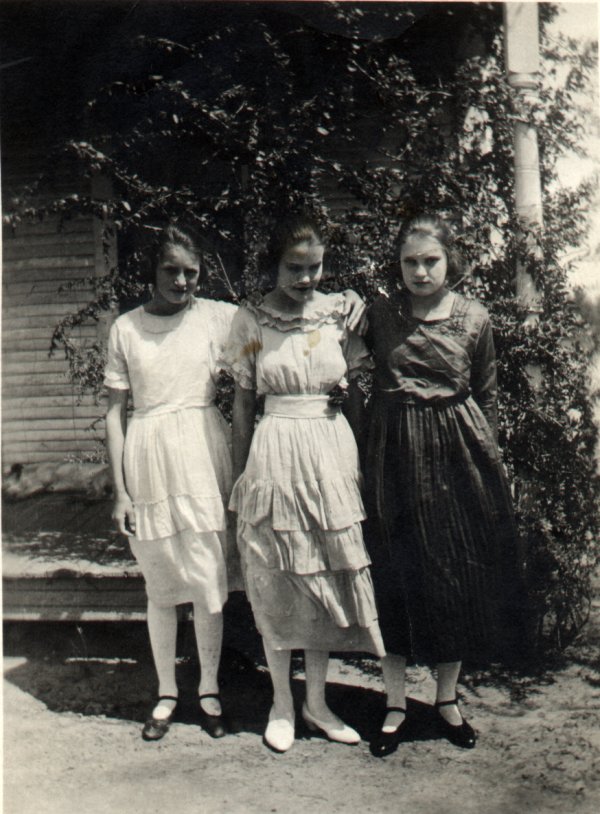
[{"x1": 365, "y1": 214, "x2": 524, "y2": 756}]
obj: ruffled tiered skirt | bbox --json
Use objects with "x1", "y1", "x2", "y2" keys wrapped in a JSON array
[
  {"x1": 124, "y1": 405, "x2": 241, "y2": 609},
  {"x1": 230, "y1": 409, "x2": 385, "y2": 655}
]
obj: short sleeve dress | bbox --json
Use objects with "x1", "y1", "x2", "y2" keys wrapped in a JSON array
[
  {"x1": 104, "y1": 297, "x2": 241, "y2": 609},
  {"x1": 225, "y1": 293, "x2": 385, "y2": 656},
  {"x1": 365, "y1": 292, "x2": 525, "y2": 665}
]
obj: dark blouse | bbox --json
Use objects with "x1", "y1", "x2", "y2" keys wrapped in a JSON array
[{"x1": 366, "y1": 292, "x2": 498, "y2": 438}]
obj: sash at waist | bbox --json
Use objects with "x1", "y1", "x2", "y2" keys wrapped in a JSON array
[
  {"x1": 376, "y1": 388, "x2": 470, "y2": 408},
  {"x1": 263, "y1": 394, "x2": 338, "y2": 418},
  {"x1": 131, "y1": 402, "x2": 214, "y2": 420}
]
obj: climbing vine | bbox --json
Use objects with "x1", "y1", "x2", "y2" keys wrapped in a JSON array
[{"x1": 4, "y1": 2, "x2": 598, "y2": 654}]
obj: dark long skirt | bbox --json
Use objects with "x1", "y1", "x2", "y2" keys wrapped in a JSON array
[{"x1": 366, "y1": 393, "x2": 526, "y2": 666}]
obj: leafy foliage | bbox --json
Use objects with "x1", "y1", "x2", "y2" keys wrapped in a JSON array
[{"x1": 4, "y1": 1, "x2": 598, "y2": 655}]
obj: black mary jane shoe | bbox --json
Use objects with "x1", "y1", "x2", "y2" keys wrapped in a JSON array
[
  {"x1": 198, "y1": 693, "x2": 228, "y2": 739},
  {"x1": 435, "y1": 697, "x2": 477, "y2": 749},
  {"x1": 369, "y1": 706, "x2": 409, "y2": 758},
  {"x1": 141, "y1": 695, "x2": 179, "y2": 741}
]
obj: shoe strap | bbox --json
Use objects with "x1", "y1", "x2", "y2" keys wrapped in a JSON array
[
  {"x1": 157, "y1": 695, "x2": 179, "y2": 703},
  {"x1": 385, "y1": 706, "x2": 406, "y2": 714},
  {"x1": 146, "y1": 717, "x2": 170, "y2": 728},
  {"x1": 198, "y1": 693, "x2": 221, "y2": 702},
  {"x1": 435, "y1": 697, "x2": 459, "y2": 708}
]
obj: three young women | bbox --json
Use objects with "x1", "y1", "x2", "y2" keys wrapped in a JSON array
[{"x1": 106, "y1": 213, "x2": 521, "y2": 754}]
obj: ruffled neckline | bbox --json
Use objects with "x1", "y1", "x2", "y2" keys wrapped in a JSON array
[{"x1": 245, "y1": 292, "x2": 346, "y2": 333}]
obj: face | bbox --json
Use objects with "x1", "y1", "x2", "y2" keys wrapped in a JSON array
[
  {"x1": 400, "y1": 234, "x2": 448, "y2": 298},
  {"x1": 275, "y1": 239, "x2": 324, "y2": 304},
  {"x1": 153, "y1": 243, "x2": 200, "y2": 313}
]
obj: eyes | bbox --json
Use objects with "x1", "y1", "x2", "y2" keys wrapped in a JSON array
[
  {"x1": 162, "y1": 265, "x2": 199, "y2": 278},
  {"x1": 285, "y1": 262, "x2": 322, "y2": 274},
  {"x1": 402, "y1": 255, "x2": 443, "y2": 269}
]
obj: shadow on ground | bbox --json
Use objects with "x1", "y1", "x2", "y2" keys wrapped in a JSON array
[
  {"x1": 7, "y1": 589, "x2": 599, "y2": 748},
  {"x1": 3, "y1": 616, "x2": 452, "y2": 746}
]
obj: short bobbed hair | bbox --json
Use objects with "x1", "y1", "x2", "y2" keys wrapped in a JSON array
[
  {"x1": 260, "y1": 214, "x2": 325, "y2": 288},
  {"x1": 140, "y1": 222, "x2": 204, "y2": 286},
  {"x1": 396, "y1": 214, "x2": 465, "y2": 287}
]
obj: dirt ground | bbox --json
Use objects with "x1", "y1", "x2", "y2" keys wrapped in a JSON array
[{"x1": 4, "y1": 597, "x2": 600, "y2": 814}]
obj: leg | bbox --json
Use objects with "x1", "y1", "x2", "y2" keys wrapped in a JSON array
[
  {"x1": 434, "y1": 660, "x2": 476, "y2": 748},
  {"x1": 193, "y1": 606, "x2": 223, "y2": 716},
  {"x1": 303, "y1": 649, "x2": 330, "y2": 719},
  {"x1": 435, "y1": 661, "x2": 462, "y2": 725},
  {"x1": 303, "y1": 650, "x2": 360, "y2": 744},
  {"x1": 262, "y1": 640, "x2": 295, "y2": 752},
  {"x1": 369, "y1": 653, "x2": 409, "y2": 757},
  {"x1": 146, "y1": 599, "x2": 178, "y2": 719},
  {"x1": 381, "y1": 653, "x2": 407, "y2": 731},
  {"x1": 263, "y1": 640, "x2": 294, "y2": 718}
]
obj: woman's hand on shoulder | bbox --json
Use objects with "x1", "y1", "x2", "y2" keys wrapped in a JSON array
[
  {"x1": 112, "y1": 491, "x2": 136, "y2": 537},
  {"x1": 342, "y1": 289, "x2": 368, "y2": 335}
]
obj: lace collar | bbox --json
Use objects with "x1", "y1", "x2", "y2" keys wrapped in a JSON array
[{"x1": 244, "y1": 292, "x2": 346, "y2": 333}]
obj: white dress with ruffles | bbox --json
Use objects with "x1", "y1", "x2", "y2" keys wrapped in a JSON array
[
  {"x1": 225, "y1": 293, "x2": 385, "y2": 655},
  {"x1": 104, "y1": 297, "x2": 241, "y2": 609}
]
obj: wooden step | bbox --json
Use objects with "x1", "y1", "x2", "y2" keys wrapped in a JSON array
[
  {"x1": 2, "y1": 573, "x2": 147, "y2": 621},
  {"x1": 2, "y1": 493, "x2": 146, "y2": 621}
]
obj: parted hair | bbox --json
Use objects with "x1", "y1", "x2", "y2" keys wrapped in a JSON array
[
  {"x1": 140, "y1": 222, "x2": 205, "y2": 285},
  {"x1": 260, "y1": 214, "x2": 325, "y2": 287},
  {"x1": 396, "y1": 214, "x2": 466, "y2": 287}
]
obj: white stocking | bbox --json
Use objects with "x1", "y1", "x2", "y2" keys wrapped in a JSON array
[
  {"x1": 193, "y1": 606, "x2": 223, "y2": 715},
  {"x1": 146, "y1": 600, "x2": 178, "y2": 718}
]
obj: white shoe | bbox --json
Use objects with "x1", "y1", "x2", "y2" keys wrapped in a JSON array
[
  {"x1": 302, "y1": 702, "x2": 360, "y2": 745},
  {"x1": 264, "y1": 707, "x2": 295, "y2": 753}
]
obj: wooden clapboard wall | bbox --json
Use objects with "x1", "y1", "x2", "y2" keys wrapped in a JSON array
[
  {"x1": 2, "y1": 154, "x2": 109, "y2": 467},
  {"x1": 1, "y1": 110, "x2": 395, "y2": 472}
]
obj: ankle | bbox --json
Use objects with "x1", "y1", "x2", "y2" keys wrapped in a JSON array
[
  {"x1": 157, "y1": 686, "x2": 178, "y2": 703},
  {"x1": 271, "y1": 698, "x2": 294, "y2": 719},
  {"x1": 436, "y1": 702, "x2": 462, "y2": 726},
  {"x1": 304, "y1": 701, "x2": 336, "y2": 720},
  {"x1": 386, "y1": 694, "x2": 406, "y2": 709},
  {"x1": 198, "y1": 680, "x2": 219, "y2": 696},
  {"x1": 382, "y1": 708, "x2": 405, "y2": 732},
  {"x1": 199, "y1": 692, "x2": 222, "y2": 716}
]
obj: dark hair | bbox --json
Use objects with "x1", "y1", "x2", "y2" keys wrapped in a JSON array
[
  {"x1": 395, "y1": 214, "x2": 465, "y2": 287},
  {"x1": 140, "y1": 222, "x2": 204, "y2": 286},
  {"x1": 260, "y1": 214, "x2": 325, "y2": 287}
]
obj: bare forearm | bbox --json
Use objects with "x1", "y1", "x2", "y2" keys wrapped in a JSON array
[
  {"x1": 106, "y1": 399, "x2": 129, "y2": 497},
  {"x1": 106, "y1": 388, "x2": 136, "y2": 536},
  {"x1": 232, "y1": 386, "x2": 257, "y2": 481}
]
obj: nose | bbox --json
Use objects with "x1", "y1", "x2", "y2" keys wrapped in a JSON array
[
  {"x1": 414, "y1": 262, "x2": 428, "y2": 279},
  {"x1": 296, "y1": 271, "x2": 312, "y2": 286},
  {"x1": 173, "y1": 271, "x2": 187, "y2": 288}
]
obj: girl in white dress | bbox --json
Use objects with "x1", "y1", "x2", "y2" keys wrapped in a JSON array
[
  {"x1": 226, "y1": 215, "x2": 384, "y2": 753},
  {"x1": 105, "y1": 224, "x2": 239, "y2": 741}
]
